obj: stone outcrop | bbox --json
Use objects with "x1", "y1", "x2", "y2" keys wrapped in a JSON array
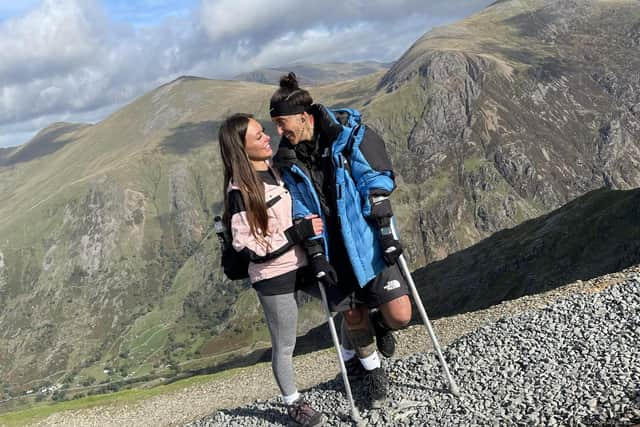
[{"x1": 371, "y1": 0, "x2": 640, "y2": 264}]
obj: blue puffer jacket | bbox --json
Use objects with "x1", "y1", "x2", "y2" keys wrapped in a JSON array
[{"x1": 275, "y1": 105, "x2": 396, "y2": 287}]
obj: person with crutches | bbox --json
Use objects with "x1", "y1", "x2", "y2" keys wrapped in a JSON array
[{"x1": 271, "y1": 72, "x2": 414, "y2": 411}]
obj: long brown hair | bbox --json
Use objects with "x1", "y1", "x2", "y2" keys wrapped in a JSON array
[{"x1": 218, "y1": 113, "x2": 269, "y2": 242}]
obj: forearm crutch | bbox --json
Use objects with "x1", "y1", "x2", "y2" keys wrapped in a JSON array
[
  {"x1": 317, "y1": 281, "x2": 364, "y2": 426},
  {"x1": 391, "y1": 219, "x2": 460, "y2": 396}
]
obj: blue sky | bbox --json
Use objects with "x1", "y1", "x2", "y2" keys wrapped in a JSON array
[
  {"x1": 100, "y1": 0, "x2": 199, "y2": 26},
  {"x1": 0, "y1": 1, "x2": 197, "y2": 25},
  {"x1": 0, "y1": 0, "x2": 495, "y2": 148}
]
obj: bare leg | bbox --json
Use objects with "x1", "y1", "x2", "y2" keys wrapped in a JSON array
[{"x1": 378, "y1": 294, "x2": 412, "y2": 330}]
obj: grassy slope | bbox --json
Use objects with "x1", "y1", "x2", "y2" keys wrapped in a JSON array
[
  {"x1": 0, "y1": 362, "x2": 265, "y2": 427},
  {"x1": 0, "y1": 79, "x2": 273, "y2": 234},
  {"x1": 0, "y1": 79, "x2": 276, "y2": 391}
]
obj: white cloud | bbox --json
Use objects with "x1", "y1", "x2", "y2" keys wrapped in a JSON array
[
  {"x1": 0, "y1": 0, "x2": 112, "y2": 85},
  {"x1": 0, "y1": 0, "x2": 194, "y2": 129},
  {"x1": 0, "y1": 0, "x2": 495, "y2": 148},
  {"x1": 198, "y1": 0, "x2": 491, "y2": 46}
]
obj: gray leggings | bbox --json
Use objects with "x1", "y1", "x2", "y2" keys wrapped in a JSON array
[
  {"x1": 257, "y1": 291, "x2": 302, "y2": 397},
  {"x1": 257, "y1": 289, "x2": 351, "y2": 397}
]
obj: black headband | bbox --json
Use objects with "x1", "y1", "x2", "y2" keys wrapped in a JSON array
[{"x1": 269, "y1": 101, "x2": 308, "y2": 117}]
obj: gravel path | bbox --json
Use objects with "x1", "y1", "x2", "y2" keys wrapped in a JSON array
[{"x1": 28, "y1": 265, "x2": 640, "y2": 427}]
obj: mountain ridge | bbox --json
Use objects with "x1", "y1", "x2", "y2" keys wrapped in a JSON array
[{"x1": 232, "y1": 61, "x2": 391, "y2": 85}]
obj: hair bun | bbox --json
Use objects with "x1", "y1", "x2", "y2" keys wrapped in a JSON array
[{"x1": 279, "y1": 72, "x2": 299, "y2": 90}]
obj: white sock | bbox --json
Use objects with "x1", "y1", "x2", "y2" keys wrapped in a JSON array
[
  {"x1": 282, "y1": 391, "x2": 300, "y2": 405},
  {"x1": 359, "y1": 351, "x2": 381, "y2": 371},
  {"x1": 341, "y1": 346, "x2": 356, "y2": 361}
]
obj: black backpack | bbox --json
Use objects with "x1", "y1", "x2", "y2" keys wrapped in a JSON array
[
  {"x1": 221, "y1": 242, "x2": 250, "y2": 280},
  {"x1": 214, "y1": 213, "x2": 250, "y2": 281}
]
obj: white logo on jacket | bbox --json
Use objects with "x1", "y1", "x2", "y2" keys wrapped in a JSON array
[{"x1": 384, "y1": 280, "x2": 401, "y2": 291}]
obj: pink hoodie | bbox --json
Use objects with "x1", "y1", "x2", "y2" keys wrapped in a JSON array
[{"x1": 228, "y1": 168, "x2": 307, "y2": 284}]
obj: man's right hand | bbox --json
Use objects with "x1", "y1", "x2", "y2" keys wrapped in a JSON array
[{"x1": 309, "y1": 253, "x2": 338, "y2": 287}]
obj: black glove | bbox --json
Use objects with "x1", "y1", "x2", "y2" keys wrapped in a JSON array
[
  {"x1": 369, "y1": 196, "x2": 393, "y2": 219},
  {"x1": 374, "y1": 210, "x2": 403, "y2": 265},
  {"x1": 309, "y1": 253, "x2": 338, "y2": 287},
  {"x1": 379, "y1": 233, "x2": 403, "y2": 266},
  {"x1": 284, "y1": 218, "x2": 316, "y2": 244}
]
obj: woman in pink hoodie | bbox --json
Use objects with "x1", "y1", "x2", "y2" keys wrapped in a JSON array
[{"x1": 218, "y1": 113, "x2": 326, "y2": 427}]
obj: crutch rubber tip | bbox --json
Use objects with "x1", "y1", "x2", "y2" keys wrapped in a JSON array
[
  {"x1": 353, "y1": 414, "x2": 366, "y2": 427},
  {"x1": 449, "y1": 383, "x2": 461, "y2": 397}
]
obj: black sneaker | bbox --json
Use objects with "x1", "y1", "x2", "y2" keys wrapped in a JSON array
[
  {"x1": 371, "y1": 311, "x2": 396, "y2": 358},
  {"x1": 363, "y1": 367, "x2": 388, "y2": 409},
  {"x1": 344, "y1": 356, "x2": 366, "y2": 381},
  {"x1": 287, "y1": 399, "x2": 326, "y2": 427}
]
